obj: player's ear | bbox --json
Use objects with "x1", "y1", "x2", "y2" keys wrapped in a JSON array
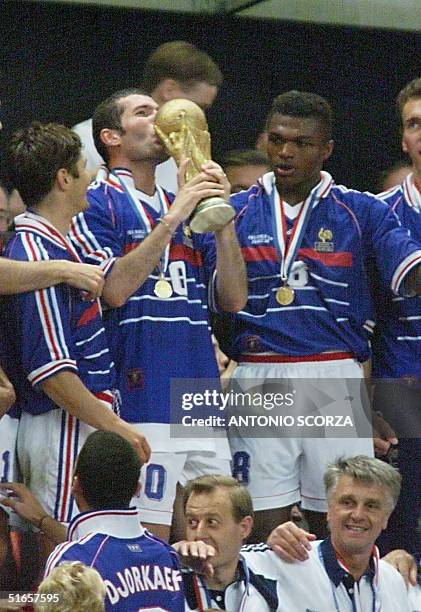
[
  {"x1": 322, "y1": 140, "x2": 334, "y2": 161},
  {"x1": 401, "y1": 135, "x2": 409, "y2": 154},
  {"x1": 239, "y1": 515, "x2": 253, "y2": 540},
  {"x1": 71, "y1": 474, "x2": 81, "y2": 497},
  {"x1": 134, "y1": 480, "x2": 141, "y2": 497},
  {"x1": 56, "y1": 168, "x2": 71, "y2": 191},
  {"x1": 100, "y1": 128, "x2": 121, "y2": 149}
]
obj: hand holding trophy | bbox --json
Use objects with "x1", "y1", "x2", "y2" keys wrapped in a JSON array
[{"x1": 154, "y1": 99, "x2": 235, "y2": 233}]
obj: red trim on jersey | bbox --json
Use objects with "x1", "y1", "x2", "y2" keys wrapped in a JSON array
[
  {"x1": 170, "y1": 243, "x2": 203, "y2": 266},
  {"x1": 241, "y1": 246, "x2": 278, "y2": 262},
  {"x1": 94, "y1": 391, "x2": 113, "y2": 405},
  {"x1": 298, "y1": 248, "x2": 353, "y2": 267},
  {"x1": 38, "y1": 289, "x2": 61, "y2": 361},
  {"x1": 238, "y1": 351, "x2": 353, "y2": 363},
  {"x1": 123, "y1": 242, "x2": 138, "y2": 254},
  {"x1": 76, "y1": 301, "x2": 100, "y2": 327}
]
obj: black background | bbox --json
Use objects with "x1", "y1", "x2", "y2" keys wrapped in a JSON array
[{"x1": 1, "y1": 0, "x2": 420, "y2": 190}]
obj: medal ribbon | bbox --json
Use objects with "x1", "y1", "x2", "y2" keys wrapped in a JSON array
[
  {"x1": 110, "y1": 168, "x2": 170, "y2": 276},
  {"x1": 270, "y1": 171, "x2": 333, "y2": 283}
]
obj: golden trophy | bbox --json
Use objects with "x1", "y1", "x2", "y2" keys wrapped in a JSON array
[{"x1": 154, "y1": 99, "x2": 235, "y2": 233}]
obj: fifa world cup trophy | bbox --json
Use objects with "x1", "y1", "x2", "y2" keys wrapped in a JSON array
[{"x1": 154, "y1": 99, "x2": 235, "y2": 233}]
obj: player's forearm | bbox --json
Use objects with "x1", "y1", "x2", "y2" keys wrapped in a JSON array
[
  {"x1": 102, "y1": 217, "x2": 178, "y2": 308},
  {"x1": 40, "y1": 371, "x2": 121, "y2": 432},
  {"x1": 214, "y1": 221, "x2": 248, "y2": 312},
  {"x1": 37, "y1": 515, "x2": 67, "y2": 544},
  {"x1": 0, "y1": 259, "x2": 70, "y2": 294}
]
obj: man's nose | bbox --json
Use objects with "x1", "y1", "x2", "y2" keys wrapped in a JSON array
[
  {"x1": 350, "y1": 504, "x2": 365, "y2": 521},
  {"x1": 278, "y1": 141, "x2": 296, "y2": 157},
  {"x1": 195, "y1": 520, "x2": 208, "y2": 539}
]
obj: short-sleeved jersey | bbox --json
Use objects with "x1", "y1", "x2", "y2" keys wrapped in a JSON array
[
  {"x1": 372, "y1": 173, "x2": 421, "y2": 379},
  {"x1": 3, "y1": 211, "x2": 114, "y2": 415},
  {"x1": 45, "y1": 508, "x2": 184, "y2": 612},
  {"x1": 228, "y1": 172, "x2": 421, "y2": 361},
  {"x1": 69, "y1": 169, "x2": 219, "y2": 426}
]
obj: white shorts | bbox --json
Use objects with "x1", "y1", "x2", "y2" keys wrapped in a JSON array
[
  {"x1": 0, "y1": 414, "x2": 19, "y2": 520},
  {"x1": 133, "y1": 450, "x2": 231, "y2": 526},
  {"x1": 17, "y1": 409, "x2": 96, "y2": 525},
  {"x1": 228, "y1": 358, "x2": 374, "y2": 512}
]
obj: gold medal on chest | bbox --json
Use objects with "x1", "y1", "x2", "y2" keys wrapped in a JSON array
[
  {"x1": 276, "y1": 285, "x2": 295, "y2": 306},
  {"x1": 154, "y1": 278, "x2": 173, "y2": 299}
]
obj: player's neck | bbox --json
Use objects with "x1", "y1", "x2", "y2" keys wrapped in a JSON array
[
  {"x1": 35, "y1": 194, "x2": 73, "y2": 236},
  {"x1": 412, "y1": 164, "x2": 421, "y2": 189},
  {"x1": 205, "y1": 559, "x2": 239, "y2": 591},
  {"x1": 275, "y1": 175, "x2": 320, "y2": 206},
  {"x1": 332, "y1": 542, "x2": 372, "y2": 581},
  {"x1": 110, "y1": 159, "x2": 157, "y2": 196}
]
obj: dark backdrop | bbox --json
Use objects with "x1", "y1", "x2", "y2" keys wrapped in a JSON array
[{"x1": 1, "y1": 0, "x2": 420, "y2": 191}]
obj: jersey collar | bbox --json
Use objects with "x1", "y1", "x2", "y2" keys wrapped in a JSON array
[
  {"x1": 403, "y1": 172, "x2": 421, "y2": 213},
  {"x1": 15, "y1": 210, "x2": 81, "y2": 261},
  {"x1": 261, "y1": 170, "x2": 334, "y2": 205},
  {"x1": 68, "y1": 507, "x2": 145, "y2": 541},
  {"x1": 319, "y1": 537, "x2": 376, "y2": 587}
]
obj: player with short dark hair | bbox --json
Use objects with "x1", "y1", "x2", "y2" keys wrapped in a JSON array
[
  {"x1": 92, "y1": 87, "x2": 148, "y2": 164},
  {"x1": 2, "y1": 122, "x2": 150, "y2": 545},
  {"x1": 70, "y1": 89, "x2": 247, "y2": 541},
  {"x1": 226, "y1": 90, "x2": 421, "y2": 542}
]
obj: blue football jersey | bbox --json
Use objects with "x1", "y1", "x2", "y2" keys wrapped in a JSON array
[
  {"x1": 372, "y1": 173, "x2": 421, "y2": 378},
  {"x1": 228, "y1": 172, "x2": 421, "y2": 361},
  {"x1": 45, "y1": 509, "x2": 184, "y2": 611},
  {"x1": 3, "y1": 211, "x2": 115, "y2": 415},
  {"x1": 70, "y1": 169, "x2": 219, "y2": 425}
]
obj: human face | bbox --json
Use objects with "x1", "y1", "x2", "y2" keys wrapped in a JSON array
[
  {"x1": 327, "y1": 475, "x2": 391, "y2": 558},
  {"x1": 118, "y1": 94, "x2": 167, "y2": 163},
  {"x1": 225, "y1": 164, "x2": 269, "y2": 193},
  {"x1": 185, "y1": 488, "x2": 252, "y2": 573},
  {"x1": 401, "y1": 98, "x2": 421, "y2": 176},
  {"x1": 68, "y1": 155, "x2": 91, "y2": 214},
  {"x1": 266, "y1": 113, "x2": 333, "y2": 203},
  {"x1": 180, "y1": 81, "x2": 219, "y2": 111}
]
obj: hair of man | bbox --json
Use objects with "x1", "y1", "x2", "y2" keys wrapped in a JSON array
[
  {"x1": 266, "y1": 90, "x2": 333, "y2": 142},
  {"x1": 36, "y1": 561, "x2": 106, "y2": 612},
  {"x1": 183, "y1": 474, "x2": 254, "y2": 522},
  {"x1": 92, "y1": 87, "x2": 149, "y2": 164},
  {"x1": 396, "y1": 77, "x2": 421, "y2": 125},
  {"x1": 75, "y1": 430, "x2": 141, "y2": 510},
  {"x1": 142, "y1": 41, "x2": 223, "y2": 93},
  {"x1": 220, "y1": 149, "x2": 269, "y2": 169},
  {"x1": 6, "y1": 122, "x2": 81, "y2": 208},
  {"x1": 324, "y1": 455, "x2": 402, "y2": 513}
]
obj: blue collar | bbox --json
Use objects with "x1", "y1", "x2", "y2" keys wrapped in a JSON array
[{"x1": 320, "y1": 537, "x2": 376, "y2": 587}]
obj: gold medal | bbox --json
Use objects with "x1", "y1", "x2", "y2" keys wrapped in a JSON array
[
  {"x1": 276, "y1": 285, "x2": 295, "y2": 306},
  {"x1": 154, "y1": 279, "x2": 173, "y2": 299}
]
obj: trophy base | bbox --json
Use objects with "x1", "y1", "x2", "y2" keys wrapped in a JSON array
[{"x1": 189, "y1": 197, "x2": 235, "y2": 233}]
